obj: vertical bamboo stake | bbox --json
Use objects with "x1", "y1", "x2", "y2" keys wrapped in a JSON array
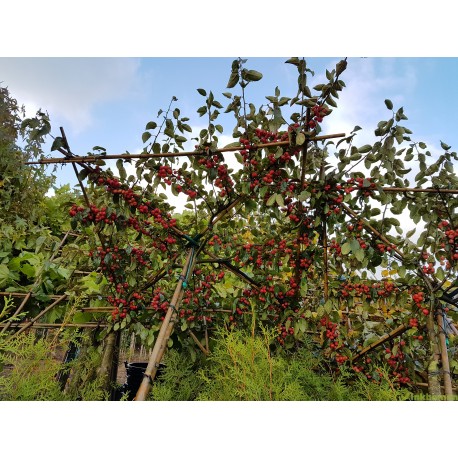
[
  {"x1": 135, "y1": 248, "x2": 195, "y2": 401},
  {"x1": 437, "y1": 309, "x2": 454, "y2": 400},
  {"x1": 322, "y1": 219, "x2": 329, "y2": 302},
  {"x1": 426, "y1": 313, "x2": 442, "y2": 397},
  {"x1": 203, "y1": 316, "x2": 209, "y2": 353}
]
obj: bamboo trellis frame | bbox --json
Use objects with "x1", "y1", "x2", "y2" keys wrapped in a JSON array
[{"x1": 18, "y1": 124, "x2": 458, "y2": 400}]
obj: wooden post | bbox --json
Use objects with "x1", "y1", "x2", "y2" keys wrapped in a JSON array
[{"x1": 134, "y1": 248, "x2": 196, "y2": 401}]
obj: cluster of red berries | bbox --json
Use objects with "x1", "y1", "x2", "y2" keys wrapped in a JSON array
[
  {"x1": 411, "y1": 290, "x2": 429, "y2": 316},
  {"x1": 277, "y1": 319, "x2": 295, "y2": 345},
  {"x1": 69, "y1": 204, "x2": 117, "y2": 225},
  {"x1": 328, "y1": 239, "x2": 342, "y2": 255},
  {"x1": 308, "y1": 105, "x2": 329, "y2": 129},
  {"x1": 384, "y1": 344, "x2": 411, "y2": 385},
  {"x1": 344, "y1": 177, "x2": 376, "y2": 197},
  {"x1": 375, "y1": 242, "x2": 395, "y2": 254},
  {"x1": 340, "y1": 282, "x2": 371, "y2": 298},
  {"x1": 197, "y1": 154, "x2": 234, "y2": 197},
  {"x1": 339, "y1": 281, "x2": 397, "y2": 299},
  {"x1": 320, "y1": 317, "x2": 340, "y2": 350}
]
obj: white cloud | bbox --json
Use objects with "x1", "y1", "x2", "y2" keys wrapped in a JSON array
[
  {"x1": 0, "y1": 58, "x2": 142, "y2": 133},
  {"x1": 319, "y1": 58, "x2": 417, "y2": 147}
]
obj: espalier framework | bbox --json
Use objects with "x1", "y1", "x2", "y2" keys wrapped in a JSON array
[{"x1": 3, "y1": 57, "x2": 458, "y2": 400}]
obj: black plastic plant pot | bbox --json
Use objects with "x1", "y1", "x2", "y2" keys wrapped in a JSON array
[{"x1": 115, "y1": 361, "x2": 165, "y2": 401}]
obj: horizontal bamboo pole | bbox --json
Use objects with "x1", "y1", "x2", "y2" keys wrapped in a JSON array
[
  {"x1": 0, "y1": 322, "x2": 106, "y2": 329},
  {"x1": 382, "y1": 187, "x2": 458, "y2": 194},
  {"x1": 352, "y1": 323, "x2": 407, "y2": 362},
  {"x1": 24, "y1": 133, "x2": 346, "y2": 165},
  {"x1": 0, "y1": 292, "x2": 68, "y2": 299},
  {"x1": 9, "y1": 294, "x2": 69, "y2": 338}
]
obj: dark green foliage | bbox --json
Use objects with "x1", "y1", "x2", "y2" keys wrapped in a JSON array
[{"x1": 0, "y1": 86, "x2": 55, "y2": 224}]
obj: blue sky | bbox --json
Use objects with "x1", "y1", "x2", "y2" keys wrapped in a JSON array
[{"x1": 1, "y1": 57, "x2": 458, "y2": 194}]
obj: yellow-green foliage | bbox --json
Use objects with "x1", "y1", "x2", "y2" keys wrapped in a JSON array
[
  {"x1": 0, "y1": 332, "x2": 66, "y2": 400},
  {"x1": 191, "y1": 328, "x2": 410, "y2": 401}
]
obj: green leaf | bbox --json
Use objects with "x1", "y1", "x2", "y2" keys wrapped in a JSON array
[
  {"x1": 142, "y1": 132, "x2": 152, "y2": 143},
  {"x1": 341, "y1": 242, "x2": 351, "y2": 255},
  {"x1": 406, "y1": 228, "x2": 415, "y2": 238},
  {"x1": 78, "y1": 169, "x2": 88, "y2": 181},
  {"x1": 197, "y1": 106, "x2": 207, "y2": 116},
  {"x1": 296, "y1": 132, "x2": 306, "y2": 146},
  {"x1": 355, "y1": 248, "x2": 365, "y2": 262},
  {"x1": 242, "y1": 69, "x2": 263, "y2": 82},
  {"x1": 384, "y1": 99, "x2": 393, "y2": 110},
  {"x1": 350, "y1": 239, "x2": 361, "y2": 252},
  {"x1": 436, "y1": 267, "x2": 445, "y2": 281},
  {"x1": 440, "y1": 141, "x2": 451, "y2": 151},
  {"x1": 152, "y1": 143, "x2": 160, "y2": 154},
  {"x1": 358, "y1": 145, "x2": 372, "y2": 154},
  {"x1": 266, "y1": 194, "x2": 277, "y2": 206},
  {"x1": 227, "y1": 72, "x2": 239, "y2": 89},
  {"x1": 145, "y1": 121, "x2": 157, "y2": 130},
  {"x1": 275, "y1": 194, "x2": 285, "y2": 207},
  {"x1": 398, "y1": 266, "x2": 406, "y2": 278},
  {"x1": 51, "y1": 137, "x2": 64, "y2": 151},
  {"x1": 197, "y1": 88, "x2": 207, "y2": 96}
]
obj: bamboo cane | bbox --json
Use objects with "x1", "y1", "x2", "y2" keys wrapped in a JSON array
[
  {"x1": 203, "y1": 316, "x2": 209, "y2": 353},
  {"x1": 426, "y1": 313, "x2": 443, "y2": 397},
  {"x1": 134, "y1": 248, "x2": 195, "y2": 401},
  {"x1": 340, "y1": 202, "x2": 405, "y2": 260},
  {"x1": 382, "y1": 187, "x2": 458, "y2": 194},
  {"x1": 0, "y1": 322, "x2": 106, "y2": 329},
  {"x1": 188, "y1": 329, "x2": 209, "y2": 356},
  {"x1": 8, "y1": 294, "x2": 68, "y2": 339},
  {"x1": 437, "y1": 310, "x2": 454, "y2": 400},
  {"x1": 2, "y1": 292, "x2": 32, "y2": 333},
  {"x1": 24, "y1": 133, "x2": 346, "y2": 165},
  {"x1": 352, "y1": 324, "x2": 407, "y2": 362},
  {"x1": 322, "y1": 219, "x2": 329, "y2": 301}
]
